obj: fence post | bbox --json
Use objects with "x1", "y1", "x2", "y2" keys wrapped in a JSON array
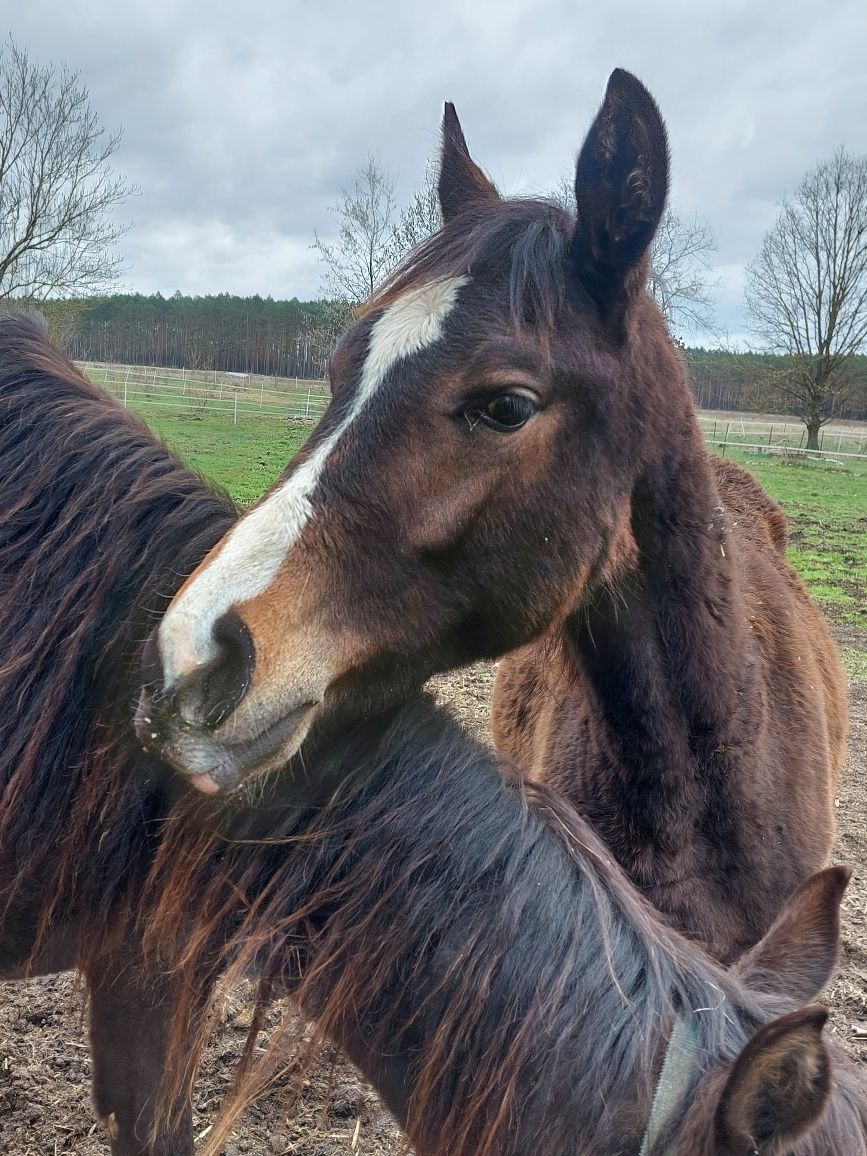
[
  {"x1": 234, "y1": 393, "x2": 238, "y2": 427},
  {"x1": 123, "y1": 366, "x2": 130, "y2": 408},
  {"x1": 260, "y1": 379, "x2": 265, "y2": 409},
  {"x1": 182, "y1": 367, "x2": 187, "y2": 395},
  {"x1": 305, "y1": 388, "x2": 311, "y2": 419}
]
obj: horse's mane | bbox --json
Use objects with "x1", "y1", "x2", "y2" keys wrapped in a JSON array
[
  {"x1": 144, "y1": 696, "x2": 758, "y2": 1155},
  {"x1": 147, "y1": 693, "x2": 867, "y2": 1156},
  {"x1": 362, "y1": 197, "x2": 578, "y2": 332},
  {"x1": 0, "y1": 312, "x2": 235, "y2": 946}
]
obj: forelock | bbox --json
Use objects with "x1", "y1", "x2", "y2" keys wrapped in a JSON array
[{"x1": 363, "y1": 198, "x2": 576, "y2": 332}]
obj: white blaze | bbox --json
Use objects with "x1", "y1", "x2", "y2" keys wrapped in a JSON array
[{"x1": 158, "y1": 275, "x2": 469, "y2": 686}]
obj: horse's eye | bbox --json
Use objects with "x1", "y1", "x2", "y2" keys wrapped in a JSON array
[{"x1": 474, "y1": 392, "x2": 538, "y2": 431}]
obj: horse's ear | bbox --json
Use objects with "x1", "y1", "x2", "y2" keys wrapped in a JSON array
[
  {"x1": 714, "y1": 1007, "x2": 831, "y2": 1154},
  {"x1": 733, "y1": 866, "x2": 848, "y2": 1004},
  {"x1": 570, "y1": 69, "x2": 668, "y2": 318},
  {"x1": 438, "y1": 102, "x2": 500, "y2": 223}
]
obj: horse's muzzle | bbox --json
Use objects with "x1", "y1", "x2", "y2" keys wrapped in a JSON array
[{"x1": 134, "y1": 617, "x2": 324, "y2": 793}]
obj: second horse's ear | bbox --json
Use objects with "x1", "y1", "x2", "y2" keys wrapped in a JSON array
[
  {"x1": 438, "y1": 102, "x2": 500, "y2": 223},
  {"x1": 570, "y1": 69, "x2": 668, "y2": 319},
  {"x1": 714, "y1": 1007, "x2": 831, "y2": 1155},
  {"x1": 733, "y1": 866, "x2": 849, "y2": 1005}
]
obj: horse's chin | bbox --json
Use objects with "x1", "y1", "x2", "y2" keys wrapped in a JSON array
[{"x1": 133, "y1": 693, "x2": 319, "y2": 794}]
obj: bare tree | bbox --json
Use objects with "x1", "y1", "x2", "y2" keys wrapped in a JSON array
[
  {"x1": 299, "y1": 299, "x2": 353, "y2": 376},
  {"x1": 312, "y1": 154, "x2": 399, "y2": 305},
  {"x1": 744, "y1": 148, "x2": 867, "y2": 449},
  {"x1": 0, "y1": 38, "x2": 132, "y2": 300},
  {"x1": 391, "y1": 161, "x2": 441, "y2": 257},
  {"x1": 551, "y1": 178, "x2": 719, "y2": 335},
  {"x1": 647, "y1": 211, "x2": 719, "y2": 335}
]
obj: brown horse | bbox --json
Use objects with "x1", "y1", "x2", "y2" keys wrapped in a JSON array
[
  {"x1": 144, "y1": 69, "x2": 847, "y2": 961},
  {"x1": 0, "y1": 312, "x2": 235, "y2": 1154},
  {"x1": 147, "y1": 693, "x2": 867, "y2": 1156}
]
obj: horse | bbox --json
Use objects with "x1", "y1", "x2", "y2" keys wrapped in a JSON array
[
  {"x1": 0, "y1": 311, "x2": 236, "y2": 1154},
  {"x1": 145, "y1": 692, "x2": 867, "y2": 1156},
  {"x1": 0, "y1": 313, "x2": 863, "y2": 1155},
  {"x1": 145, "y1": 68, "x2": 847, "y2": 962}
]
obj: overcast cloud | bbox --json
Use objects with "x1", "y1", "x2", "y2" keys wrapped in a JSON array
[{"x1": 7, "y1": 0, "x2": 867, "y2": 342}]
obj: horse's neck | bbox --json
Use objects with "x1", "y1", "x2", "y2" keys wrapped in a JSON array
[{"x1": 565, "y1": 442, "x2": 749, "y2": 802}]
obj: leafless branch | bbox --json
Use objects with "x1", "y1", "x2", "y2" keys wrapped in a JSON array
[
  {"x1": 647, "y1": 210, "x2": 721, "y2": 335},
  {"x1": 390, "y1": 160, "x2": 441, "y2": 257},
  {"x1": 744, "y1": 147, "x2": 867, "y2": 445},
  {"x1": 311, "y1": 154, "x2": 399, "y2": 306},
  {"x1": 0, "y1": 37, "x2": 134, "y2": 300}
]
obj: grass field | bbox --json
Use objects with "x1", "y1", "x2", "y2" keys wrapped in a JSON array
[
  {"x1": 135, "y1": 403, "x2": 866, "y2": 629},
  {"x1": 142, "y1": 406, "x2": 311, "y2": 504},
  {"x1": 722, "y1": 450, "x2": 866, "y2": 630}
]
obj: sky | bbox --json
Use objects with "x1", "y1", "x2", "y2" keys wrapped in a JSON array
[{"x1": 7, "y1": 0, "x2": 867, "y2": 344}]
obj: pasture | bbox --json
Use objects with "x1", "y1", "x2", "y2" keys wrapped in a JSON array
[{"x1": 0, "y1": 397, "x2": 865, "y2": 1155}]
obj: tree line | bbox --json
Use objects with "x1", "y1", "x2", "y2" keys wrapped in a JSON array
[
  {"x1": 684, "y1": 347, "x2": 867, "y2": 420},
  {"x1": 45, "y1": 293, "x2": 338, "y2": 380}
]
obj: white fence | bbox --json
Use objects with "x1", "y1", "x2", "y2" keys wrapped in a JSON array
[
  {"x1": 77, "y1": 361, "x2": 867, "y2": 465},
  {"x1": 697, "y1": 415, "x2": 867, "y2": 466},
  {"x1": 77, "y1": 361, "x2": 330, "y2": 423}
]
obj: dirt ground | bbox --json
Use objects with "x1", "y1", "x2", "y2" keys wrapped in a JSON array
[{"x1": 1, "y1": 630, "x2": 865, "y2": 1155}]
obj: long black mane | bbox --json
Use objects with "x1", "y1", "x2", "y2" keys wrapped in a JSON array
[{"x1": 0, "y1": 313, "x2": 235, "y2": 946}]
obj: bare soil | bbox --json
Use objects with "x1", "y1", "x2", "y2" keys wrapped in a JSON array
[{"x1": 1, "y1": 631, "x2": 865, "y2": 1155}]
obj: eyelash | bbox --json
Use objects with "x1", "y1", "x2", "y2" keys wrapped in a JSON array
[{"x1": 464, "y1": 391, "x2": 539, "y2": 432}]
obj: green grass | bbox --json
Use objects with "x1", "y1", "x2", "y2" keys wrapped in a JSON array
[
  {"x1": 124, "y1": 401, "x2": 867, "y2": 630},
  {"x1": 721, "y1": 450, "x2": 866, "y2": 628},
  {"x1": 840, "y1": 648, "x2": 867, "y2": 680},
  {"x1": 138, "y1": 406, "x2": 311, "y2": 505}
]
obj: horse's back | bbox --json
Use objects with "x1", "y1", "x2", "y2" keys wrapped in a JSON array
[
  {"x1": 712, "y1": 456, "x2": 847, "y2": 782},
  {"x1": 711, "y1": 457, "x2": 789, "y2": 552}
]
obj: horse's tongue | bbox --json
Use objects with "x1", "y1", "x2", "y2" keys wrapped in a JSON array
[{"x1": 189, "y1": 772, "x2": 220, "y2": 796}]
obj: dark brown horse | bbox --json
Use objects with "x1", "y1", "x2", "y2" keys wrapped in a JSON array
[
  {"x1": 147, "y1": 694, "x2": 867, "y2": 1156},
  {"x1": 144, "y1": 69, "x2": 846, "y2": 962},
  {"x1": 0, "y1": 312, "x2": 235, "y2": 1153},
  {"x1": 0, "y1": 314, "x2": 863, "y2": 1155}
]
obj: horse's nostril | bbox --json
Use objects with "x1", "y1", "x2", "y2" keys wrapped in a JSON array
[
  {"x1": 148, "y1": 609, "x2": 255, "y2": 732},
  {"x1": 198, "y1": 610, "x2": 256, "y2": 728}
]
